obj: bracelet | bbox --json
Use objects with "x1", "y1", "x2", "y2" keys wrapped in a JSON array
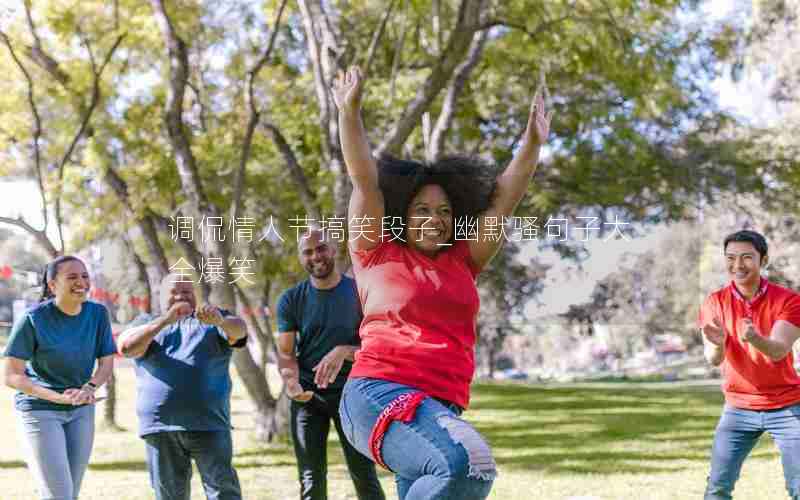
[{"x1": 85, "y1": 382, "x2": 97, "y2": 391}]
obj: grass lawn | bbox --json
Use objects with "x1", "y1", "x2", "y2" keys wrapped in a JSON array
[{"x1": 0, "y1": 359, "x2": 790, "y2": 499}]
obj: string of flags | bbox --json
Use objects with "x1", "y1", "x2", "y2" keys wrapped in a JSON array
[
  {"x1": 1, "y1": 264, "x2": 153, "y2": 312},
  {"x1": 0, "y1": 264, "x2": 272, "y2": 317}
]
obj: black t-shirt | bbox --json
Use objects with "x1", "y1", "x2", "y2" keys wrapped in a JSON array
[{"x1": 276, "y1": 276, "x2": 362, "y2": 391}]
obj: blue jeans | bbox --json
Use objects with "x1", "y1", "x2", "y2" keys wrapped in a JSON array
[
  {"x1": 144, "y1": 430, "x2": 242, "y2": 500},
  {"x1": 706, "y1": 403, "x2": 800, "y2": 499},
  {"x1": 16, "y1": 405, "x2": 95, "y2": 500},
  {"x1": 339, "y1": 377, "x2": 496, "y2": 500}
]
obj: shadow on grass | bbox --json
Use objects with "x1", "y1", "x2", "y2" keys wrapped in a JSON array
[
  {"x1": 89, "y1": 460, "x2": 148, "y2": 471},
  {"x1": 0, "y1": 460, "x2": 26, "y2": 469},
  {"x1": 235, "y1": 436, "x2": 360, "y2": 471},
  {"x1": 237, "y1": 446, "x2": 294, "y2": 459},
  {"x1": 232, "y1": 383, "x2": 782, "y2": 478},
  {"x1": 236, "y1": 460, "x2": 297, "y2": 469},
  {"x1": 465, "y1": 382, "x2": 779, "y2": 475}
]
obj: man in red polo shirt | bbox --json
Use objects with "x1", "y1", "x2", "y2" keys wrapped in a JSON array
[{"x1": 700, "y1": 230, "x2": 800, "y2": 499}]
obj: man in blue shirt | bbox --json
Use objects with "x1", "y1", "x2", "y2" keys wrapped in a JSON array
[
  {"x1": 118, "y1": 274, "x2": 248, "y2": 500},
  {"x1": 277, "y1": 227, "x2": 385, "y2": 500}
]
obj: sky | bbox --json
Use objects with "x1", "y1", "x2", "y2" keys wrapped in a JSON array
[
  {"x1": 523, "y1": 0, "x2": 787, "y2": 318},
  {"x1": 0, "y1": 0, "x2": 772, "y2": 317}
]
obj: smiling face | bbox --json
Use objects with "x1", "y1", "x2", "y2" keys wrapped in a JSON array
[
  {"x1": 725, "y1": 241, "x2": 767, "y2": 290},
  {"x1": 159, "y1": 276, "x2": 197, "y2": 314},
  {"x1": 49, "y1": 259, "x2": 90, "y2": 304},
  {"x1": 405, "y1": 183, "x2": 454, "y2": 257},
  {"x1": 299, "y1": 230, "x2": 336, "y2": 280}
]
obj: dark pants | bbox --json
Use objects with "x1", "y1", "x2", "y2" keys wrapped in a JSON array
[
  {"x1": 705, "y1": 403, "x2": 800, "y2": 499},
  {"x1": 291, "y1": 390, "x2": 385, "y2": 500},
  {"x1": 144, "y1": 430, "x2": 242, "y2": 500}
]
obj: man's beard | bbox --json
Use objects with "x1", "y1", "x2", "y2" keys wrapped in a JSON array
[{"x1": 307, "y1": 260, "x2": 333, "y2": 279}]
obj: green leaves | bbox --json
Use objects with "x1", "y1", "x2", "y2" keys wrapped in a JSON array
[{"x1": 1, "y1": 0, "x2": 779, "y2": 299}]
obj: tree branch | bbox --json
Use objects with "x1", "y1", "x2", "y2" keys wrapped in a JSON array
[
  {"x1": 185, "y1": 80, "x2": 208, "y2": 131},
  {"x1": 121, "y1": 232, "x2": 153, "y2": 314},
  {"x1": 97, "y1": 141, "x2": 171, "y2": 276},
  {"x1": 22, "y1": 0, "x2": 70, "y2": 88},
  {"x1": 478, "y1": 15, "x2": 572, "y2": 39},
  {"x1": 0, "y1": 216, "x2": 58, "y2": 257},
  {"x1": 0, "y1": 30, "x2": 48, "y2": 234},
  {"x1": 432, "y1": 0, "x2": 442, "y2": 54},
  {"x1": 363, "y1": 0, "x2": 396, "y2": 78},
  {"x1": 233, "y1": 282, "x2": 276, "y2": 356},
  {"x1": 23, "y1": 0, "x2": 42, "y2": 50},
  {"x1": 149, "y1": 0, "x2": 210, "y2": 217},
  {"x1": 297, "y1": 0, "x2": 335, "y2": 163},
  {"x1": 232, "y1": 0, "x2": 289, "y2": 224},
  {"x1": 53, "y1": 33, "x2": 125, "y2": 254},
  {"x1": 262, "y1": 122, "x2": 321, "y2": 220},
  {"x1": 427, "y1": 28, "x2": 487, "y2": 162},
  {"x1": 388, "y1": 4, "x2": 408, "y2": 106},
  {"x1": 598, "y1": 0, "x2": 628, "y2": 45},
  {"x1": 377, "y1": 0, "x2": 485, "y2": 155}
]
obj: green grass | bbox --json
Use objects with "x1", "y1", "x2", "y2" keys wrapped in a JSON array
[{"x1": 0, "y1": 365, "x2": 791, "y2": 499}]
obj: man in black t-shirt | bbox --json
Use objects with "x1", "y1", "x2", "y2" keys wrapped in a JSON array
[{"x1": 276, "y1": 227, "x2": 384, "y2": 500}]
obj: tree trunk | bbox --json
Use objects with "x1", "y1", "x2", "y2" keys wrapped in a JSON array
[
  {"x1": 150, "y1": 0, "x2": 284, "y2": 442},
  {"x1": 231, "y1": 349, "x2": 279, "y2": 441},
  {"x1": 272, "y1": 390, "x2": 292, "y2": 443},
  {"x1": 102, "y1": 361, "x2": 121, "y2": 430},
  {"x1": 488, "y1": 340, "x2": 496, "y2": 379}
]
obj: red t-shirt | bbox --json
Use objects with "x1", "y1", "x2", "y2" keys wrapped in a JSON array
[
  {"x1": 349, "y1": 239, "x2": 481, "y2": 409},
  {"x1": 699, "y1": 280, "x2": 800, "y2": 410}
]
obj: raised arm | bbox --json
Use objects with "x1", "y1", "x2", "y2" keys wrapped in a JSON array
[
  {"x1": 333, "y1": 66, "x2": 384, "y2": 252},
  {"x1": 118, "y1": 302, "x2": 191, "y2": 359},
  {"x1": 469, "y1": 74, "x2": 553, "y2": 270}
]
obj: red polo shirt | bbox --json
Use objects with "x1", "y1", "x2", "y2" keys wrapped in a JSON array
[
  {"x1": 349, "y1": 239, "x2": 480, "y2": 409},
  {"x1": 699, "y1": 280, "x2": 800, "y2": 410}
]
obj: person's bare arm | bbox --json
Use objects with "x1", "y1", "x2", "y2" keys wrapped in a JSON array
[
  {"x1": 701, "y1": 318, "x2": 726, "y2": 366},
  {"x1": 4, "y1": 357, "x2": 72, "y2": 405},
  {"x1": 313, "y1": 345, "x2": 358, "y2": 389},
  {"x1": 333, "y1": 66, "x2": 384, "y2": 252},
  {"x1": 118, "y1": 302, "x2": 192, "y2": 358},
  {"x1": 469, "y1": 74, "x2": 553, "y2": 271},
  {"x1": 277, "y1": 331, "x2": 313, "y2": 402},
  {"x1": 197, "y1": 304, "x2": 247, "y2": 344},
  {"x1": 742, "y1": 319, "x2": 800, "y2": 361},
  {"x1": 70, "y1": 354, "x2": 116, "y2": 405}
]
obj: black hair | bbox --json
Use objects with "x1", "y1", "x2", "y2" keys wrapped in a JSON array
[
  {"x1": 377, "y1": 154, "x2": 500, "y2": 244},
  {"x1": 723, "y1": 230, "x2": 768, "y2": 261},
  {"x1": 40, "y1": 255, "x2": 84, "y2": 302}
]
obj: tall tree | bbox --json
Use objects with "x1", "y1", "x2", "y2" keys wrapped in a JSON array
[
  {"x1": 726, "y1": 0, "x2": 800, "y2": 210},
  {"x1": 2, "y1": 0, "x2": 788, "y2": 441}
]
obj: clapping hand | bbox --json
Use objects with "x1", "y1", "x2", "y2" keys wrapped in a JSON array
[{"x1": 702, "y1": 317, "x2": 727, "y2": 347}]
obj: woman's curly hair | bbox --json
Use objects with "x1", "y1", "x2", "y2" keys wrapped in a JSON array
[{"x1": 377, "y1": 154, "x2": 501, "y2": 244}]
